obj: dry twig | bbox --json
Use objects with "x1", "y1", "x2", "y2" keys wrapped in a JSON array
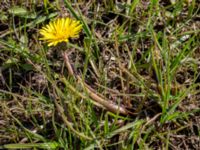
[{"x1": 63, "y1": 51, "x2": 134, "y2": 116}]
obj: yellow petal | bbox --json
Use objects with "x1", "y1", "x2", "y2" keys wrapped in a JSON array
[{"x1": 39, "y1": 17, "x2": 82, "y2": 46}]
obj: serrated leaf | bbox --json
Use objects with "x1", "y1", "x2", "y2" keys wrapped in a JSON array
[
  {"x1": 8, "y1": 6, "x2": 28, "y2": 16},
  {"x1": 24, "y1": 12, "x2": 37, "y2": 19}
]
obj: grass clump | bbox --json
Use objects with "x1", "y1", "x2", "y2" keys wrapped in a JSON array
[{"x1": 0, "y1": 0, "x2": 199, "y2": 149}]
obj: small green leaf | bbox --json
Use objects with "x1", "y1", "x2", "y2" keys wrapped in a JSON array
[
  {"x1": 4, "y1": 58, "x2": 18, "y2": 65},
  {"x1": 21, "y1": 64, "x2": 33, "y2": 71},
  {"x1": 2, "y1": 58, "x2": 19, "y2": 69},
  {"x1": 0, "y1": 11, "x2": 8, "y2": 21}
]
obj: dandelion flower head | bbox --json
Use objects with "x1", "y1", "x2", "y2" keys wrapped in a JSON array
[{"x1": 39, "y1": 17, "x2": 82, "y2": 46}]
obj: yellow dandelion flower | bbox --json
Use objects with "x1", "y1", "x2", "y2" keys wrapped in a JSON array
[{"x1": 39, "y1": 18, "x2": 82, "y2": 46}]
